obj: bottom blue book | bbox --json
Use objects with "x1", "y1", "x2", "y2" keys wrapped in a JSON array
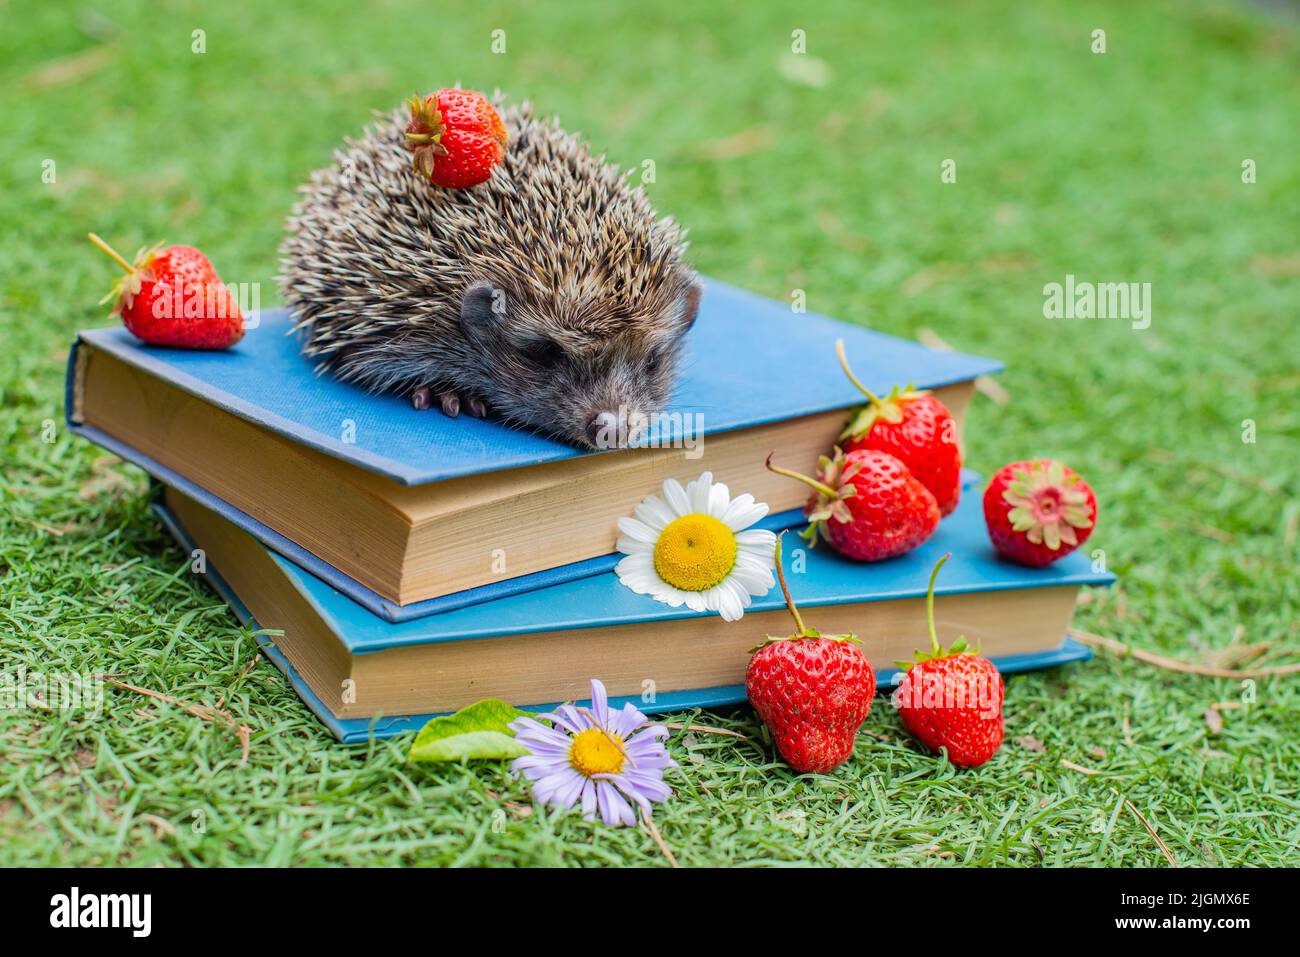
[{"x1": 155, "y1": 484, "x2": 1110, "y2": 743}]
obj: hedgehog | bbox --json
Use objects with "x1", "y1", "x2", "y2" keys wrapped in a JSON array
[{"x1": 278, "y1": 95, "x2": 701, "y2": 449}]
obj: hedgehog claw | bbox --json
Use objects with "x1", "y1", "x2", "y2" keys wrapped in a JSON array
[
  {"x1": 466, "y1": 396, "x2": 487, "y2": 418},
  {"x1": 438, "y1": 391, "x2": 461, "y2": 417},
  {"x1": 411, "y1": 385, "x2": 433, "y2": 410}
]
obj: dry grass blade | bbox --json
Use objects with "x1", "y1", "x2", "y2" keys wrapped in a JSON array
[
  {"x1": 640, "y1": 808, "x2": 679, "y2": 868},
  {"x1": 1060, "y1": 759, "x2": 1102, "y2": 776},
  {"x1": 661, "y1": 723, "x2": 749, "y2": 740},
  {"x1": 104, "y1": 678, "x2": 253, "y2": 764},
  {"x1": 1111, "y1": 788, "x2": 1178, "y2": 867},
  {"x1": 23, "y1": 44, "x2": 117, "y2": 90},
  {"x1": 682, "y1": 127, "x2": 775, "y2": 161},
  {"x1": 138, "y1": 813, "x2": 178, "y2": 839},
  {"x1": 1069, "y1": 629, "x2": 1300, "y2": 679}
]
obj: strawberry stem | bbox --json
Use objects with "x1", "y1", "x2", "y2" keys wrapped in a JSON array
[
  {"x1": 836, "y1": 338, "x2": 883, "y2": 406},
  {"x1": 765, "y1": 452, "x2": 838, "y2": 499},
  {"x1": 773, "y1": 532, "x2": 808, "y2": 636},
  {"x1": 926, "y1": 552, "x2": 951, "y2": 655},
  {"x1": 87, "y1": 233, "x2": 134, "y2": 275}
]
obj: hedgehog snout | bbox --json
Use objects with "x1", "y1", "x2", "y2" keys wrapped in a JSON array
[
  {"x1": 584, "y1": 407, "x2": 653, "y2": 450},
  {"x1": 586, "y1": 411, "x2": 619, "y2": 448}
]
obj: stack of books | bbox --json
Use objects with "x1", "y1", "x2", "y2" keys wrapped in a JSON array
[{"x1": 67, "y1": 278, "x2": 1112, "y2": 740}]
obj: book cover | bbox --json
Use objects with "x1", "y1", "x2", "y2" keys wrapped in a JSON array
[
  {"x1": 153, "y1": 496, "x2": 1099, "y2": 743},
  {"x1": 68, "y1": 276, "x2": 1002, "y2": 487},
  {"x1": 121, "y1": 464, "x2": 979, "y2": 622},
  {"x1": 195, "y1": 479, "x2": 1112, "y2": 657}
]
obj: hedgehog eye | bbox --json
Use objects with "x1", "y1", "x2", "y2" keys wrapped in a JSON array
[
  {"x1": 529, "y1": 339, "x2": 565, "y2": 368},
  {"x1": 644, "y1": 350, "x2": 660, "y2": 372}
]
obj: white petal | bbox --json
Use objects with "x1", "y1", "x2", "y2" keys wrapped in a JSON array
[
  {"x1": 733, "y1": 547, "x2": 775, "y2": 568},
  {"x1": 733, "y1": 576, "x2": 759, "y2": 608},
  {"x1": 735, "y1": 528, "x2": 777, "y2": 550},
  {"x1": 736, "y1": 544, "x2": 777, "y2": 569},
  {"x1": 682, "y1": 591, "x2": 709, "y2": 613},
  {"x1": 634, "y1": 497, "x2": 674, "y2": 530},
  {"x1": 716, "y1": 583, "x2": 745, "y2": 621},
  {"x1": 614, "y1": 553, "x2": 656, "y2": 584},
  {"x1": 619, "y1": 570, "x2": 660, "y2": 594},
  {"x1": 616, "y1": 535, "x2": 653, "y2": 555},
  {"x1": 661, "y1": 478, "x2": 691, "y2": 517},
  {"x1": 707, "y1": 481, "x2": 732, "y2": 518},
  {"x1": 688, "y1": 472, "x2": 714, "y2": 514},
  {"x1": 654, "y1": 590, "x2": 688, "y2": 608},
  {"x1": 616, "y1": 517, "x2": 658, "y2": 543},
  {"x1": 722, "y1": 497, "x2": 769, "y2": 532},
  {"x1": 730, "y1": 564, "x2": 774, "y2": 595}
]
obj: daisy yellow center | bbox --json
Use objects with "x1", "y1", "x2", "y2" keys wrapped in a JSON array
[
  {"x1": 653, "y1": 514, "x2": 738, "y2": 592},
  {"x1": 569, "y1": 728, "x2": 626, "y2": 777}
]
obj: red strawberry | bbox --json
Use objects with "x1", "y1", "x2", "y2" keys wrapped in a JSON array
[
  {"x1": 836, "y1": 340, "x2": 963, "y2": 515},
  {"x1": 767, "y1": 448, "x2": 940, "y2": 562},
  {"x1": 983, "y1": 459, "x2": 1097, "y2": 567},
  {"x1": 88, "y1": 233, "x2": 244, "y2": 349},
  {"x1": 893, "y1": 553, "x2": 1004, "y2": 768},
  {"x1": 404, "y1": 88, "x2": 508, "y2": 189},
  {"x1": 746, "y1": 533, "x2": 877, "y2": 773}
]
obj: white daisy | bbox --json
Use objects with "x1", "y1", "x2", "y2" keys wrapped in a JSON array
[{"x1": 614, "y1": 471, "x2": 777, "y2": 622}]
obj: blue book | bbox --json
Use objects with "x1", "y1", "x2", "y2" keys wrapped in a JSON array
[
  {"x1": 67, "y1": 277, "x2": 1001, "y2": 620},
  {"x1": 154, "y1": 481, "x2": 1110, "y2": 743}
]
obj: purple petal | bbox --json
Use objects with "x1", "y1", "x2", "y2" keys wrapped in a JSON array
[
  {"x1": 596, "y1": 780, "x2": 636, "y2": 827},
  {"x1": 621, "y1": 770, "x2": 673, "y2": 803},
  {"x1": 510, "y1": 754, "x2": 567, "y2": 778},
  {"x1": 552, "y1": 771, "x2": 587, "y2": 810},
  {"x1": 547, "y1": 707, "x2": 585, "y2": 736},
  {"x1": 532, "y1": 768, "x2": 583, "y2": 805},
  {"x1": 609, "y1": 774, "x2": 655, "y2": 816},
  {"x1": 609, "y1": 703, "x2": 647, "y2": 738},
  {"x1": 590, "y1": 678, "x2": 609, "y2": 725}
]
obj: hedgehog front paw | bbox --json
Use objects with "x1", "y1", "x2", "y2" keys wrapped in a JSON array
[{"x1": 411, "y1": 387, "x2": 486, "y2": 419}]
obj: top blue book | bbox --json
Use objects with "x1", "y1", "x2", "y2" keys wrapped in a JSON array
[
  {"x1": 72, "y1": 277, "x2": 1001, "y2": 486},
  {"x1": 69, "y1": 276, "x2": 1003, "y2": 611}
]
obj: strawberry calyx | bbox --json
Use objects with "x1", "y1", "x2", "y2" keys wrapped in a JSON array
[
  {"x1": 88, "y1": 233, "x2": 162, "y2": 315},
  {"x1": 835, "y1": 339, "x2": 931, "y2": 441},
  {"x1": 752, "y1": 532, "x2": 858, "y2": 650},
  {"x1": 1002, "y1": 460, "x2": 1094, "y2": 551},
  {"x1": 765, "y1": 449, "x2": 860, "y2": 547},
  {"x1": 894, "y1": 552, "x2": 978, "y2": 670},
  {"x1": 404, "y1": 92, "x2": 450, "y2": 178}
]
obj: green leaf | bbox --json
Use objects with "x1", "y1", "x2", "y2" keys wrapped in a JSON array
[{"x1": 407, "y1": 698, "x2": 531, "y2": 763}]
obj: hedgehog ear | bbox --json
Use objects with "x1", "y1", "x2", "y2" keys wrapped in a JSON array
[
  {"x1": 460, "y1": 281, "x2": 505, "y2": 339},
  {"x1": 679, "y1": 280, "x2": 703, "y2": 332}
]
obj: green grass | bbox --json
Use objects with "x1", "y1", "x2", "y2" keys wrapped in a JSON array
[{"x1": 2, "y1": 0, "x2": 1299, "y2": 866}]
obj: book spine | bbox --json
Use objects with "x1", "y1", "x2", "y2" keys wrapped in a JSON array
[{"x1": 64, "y1": 337, "x2": 89, "y2": 427}]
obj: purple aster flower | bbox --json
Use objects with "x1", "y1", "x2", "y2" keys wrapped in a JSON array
[{"x1": 508, "y1": 678, "x2": 677, "y2": 827}]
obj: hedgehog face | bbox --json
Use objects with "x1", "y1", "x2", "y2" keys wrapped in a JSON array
[{"x1": 459, "y1": 280, "x2": 701, "y2": 449}]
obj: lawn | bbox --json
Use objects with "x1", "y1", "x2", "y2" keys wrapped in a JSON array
[{"x1": 2, "y1": 0, "x2": 1298, "y2": 866}]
